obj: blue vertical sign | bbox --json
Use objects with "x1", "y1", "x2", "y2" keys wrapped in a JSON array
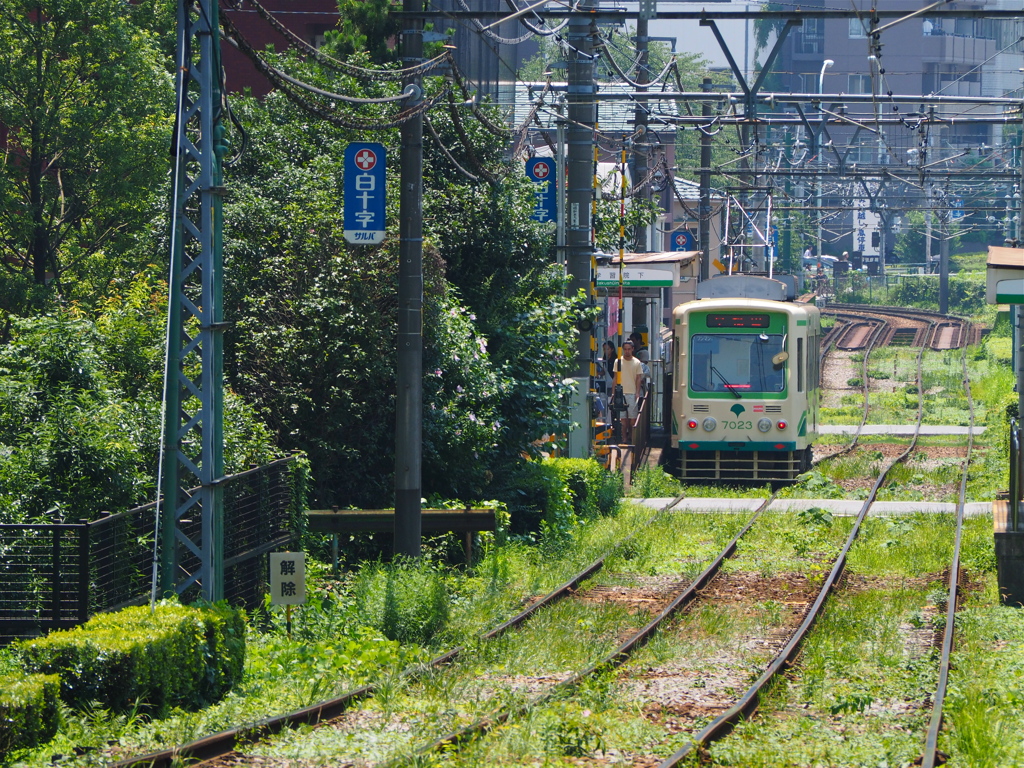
[
  {"x1": 671, "y1": 230, "x2": 695, "y2": 251},
  {"x1": 525, "y1": 157, "x2": 557, "y2": 223},
  {"x1": 344, "y1": 142, "x2": 386, "y2": 244},
  {"x1": 769, "y1": 225, "x2": 779, "y2": 262}
]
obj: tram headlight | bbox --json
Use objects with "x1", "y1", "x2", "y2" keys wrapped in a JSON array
[
  {"x1": 777, "y1": 420, "x2": 788, "y2": 430},
  {"x1": 686, "y1": 419, "x2": 698, "y2": 430},
  {"x1": 702, "y1": 417, "x2": 717, "y2": 432},
  {"x1": 757, "y1": 417, "x2": 772, "y2": 433}
]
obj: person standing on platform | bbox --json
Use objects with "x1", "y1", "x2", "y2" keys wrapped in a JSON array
[
  {"x1": 613, "y1": 339, "x2": 644, "y2": 444},
  {"x1": 628, "y1": 332, "x2": 649, "y2": 363},
  {"x1": 601, "y1": 340, "x2": 617, "y2": 396},
  {"x1": 629, "y1": 331, "x2": 651, "y2": 395}
]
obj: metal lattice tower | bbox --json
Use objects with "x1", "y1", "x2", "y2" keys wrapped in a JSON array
[{"x1": 160, "y1": 0, "x2": 227, "y2": 601}]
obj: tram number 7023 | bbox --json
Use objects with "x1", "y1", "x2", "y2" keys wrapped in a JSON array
[{"x1": 723, "y1": 420, "x2": 753, "y2": 430}]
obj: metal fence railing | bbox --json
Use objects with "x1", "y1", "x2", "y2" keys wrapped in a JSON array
[{"x1": 0, "y1": 456, "x2": 301, "y2": 646}]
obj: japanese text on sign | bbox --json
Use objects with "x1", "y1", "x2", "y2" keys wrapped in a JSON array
[
  {"x1": 269, "y1": 551, "x2": 306, "y2": 605},
  {"x1": 344, "y1": 143, "x2": 386, "y2": 245},
  {"x1": 525, "y1": 158, "x2": 557, "y2": 223}
]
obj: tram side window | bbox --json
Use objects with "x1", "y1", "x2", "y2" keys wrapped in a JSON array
[{"x1": 797, "y1": 338, "x2": 804, "y2": 392}]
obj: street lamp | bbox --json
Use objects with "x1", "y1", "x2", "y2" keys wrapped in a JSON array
[{"x1": 816, "y1": 59, "x2": 834, "y2": 262}]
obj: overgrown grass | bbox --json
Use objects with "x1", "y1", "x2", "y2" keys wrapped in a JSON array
[
  {"x1": 628, "y1": 465, "x2": 682, "y2": 498},
  {"x1": 700, "y1": 512, "x2": 962, "y2": 767},
  {"x1": 724, "y1": 510, "x2": 853, "y2": 577}
]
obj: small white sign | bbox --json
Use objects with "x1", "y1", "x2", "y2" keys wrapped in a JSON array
[
  {"x1": 596, "y1": 266, "x2": 676, "y2": 287},
  {"x1": 269, "y1": 552, "x2": 306, "y2": 605}
]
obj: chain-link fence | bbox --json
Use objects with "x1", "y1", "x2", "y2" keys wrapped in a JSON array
[{"x1": 0, "y1": 455, "x2": 304, "y2": 646}]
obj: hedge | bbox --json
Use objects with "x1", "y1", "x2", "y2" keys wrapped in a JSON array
[
  {"x1": 499, "y1": 457, "x2": 622, "y2": 537},
  {"x1": 16, "y1": 602, "x2": 245, "y2": 716},
  {"x1": 0, "y1": 673, "x2": 60, "y2": 758}
]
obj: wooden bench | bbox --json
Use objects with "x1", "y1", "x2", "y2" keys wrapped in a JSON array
[{"x1": 306, "y1": 508, "x2": 497, "y2": 568}]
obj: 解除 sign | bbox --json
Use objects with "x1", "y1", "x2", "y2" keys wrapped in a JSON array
[
  {"x1": 269, "y1": 551, "x2": 306, "y2": 605},
  {"x1": 344, "y1": 143, "x2": 386, "y2": 245}
]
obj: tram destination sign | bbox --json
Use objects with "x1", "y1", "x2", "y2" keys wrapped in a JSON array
[
  {"x1": 596, "y1": 265, "x2": 676, "y2": 287},
  {"x1": 344, "y1": 142, "x2": 386, "y2": 245}
]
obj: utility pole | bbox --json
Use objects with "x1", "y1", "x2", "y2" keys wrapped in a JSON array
[
  {"x1": 939, "y1": 208, "x2": 949, "y2": 314},
  {"x1": 394, "y1": 0, "x2": 423, "y2": 558},
  {"x1": 699, "y1": 77, "x2": 713, "y2": 280},
  {"x1": 565, "y1": 9, "x2": 596, "y2": 375},
  {"x1": 160, "y1": 0, "x2": 226, "y2": 601},
  {"x1": 632, "y1": 0, "x2": 652, "y2": 252}
]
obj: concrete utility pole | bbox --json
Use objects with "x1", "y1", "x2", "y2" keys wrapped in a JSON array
[
  {"x1": 161, "y1": 0, "x2": 226, "y2": 602},
  {"x1": 816, "y1": 59, "x2": 833, "y2": 261},
  {"x1": 939, "y1": 211, "x2": 949, "y2": 314},
  {"x1": 565, "y1": 9, "x2": 596, "y2": 376},
  {"x1": 699, "y1": 77, "x2": 713, "y2": 280},
  {"x1": 394, "y1": 0, "x2": 424, "y2": 558},
  {"x1": 632, "y1": 0, "x2": 651, "y2": 253}
]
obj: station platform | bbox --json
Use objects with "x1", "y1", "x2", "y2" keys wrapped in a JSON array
[
  {"x1": 818, "y1": 425, "x2": 985, "y2": 436},
  {"x1": 638, "y1": 497, "x2": 992, "y2": 517}
]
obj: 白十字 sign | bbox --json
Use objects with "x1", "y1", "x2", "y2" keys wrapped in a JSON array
[
  {"x1": 344, "y1": 143, "x2": 386, "y2": 245},
  {"x1": 525, "y1": 157, "x2": 557, "y2": 223}
]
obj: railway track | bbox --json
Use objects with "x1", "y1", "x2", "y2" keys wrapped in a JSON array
[
  {"x1": 823, "y1": 303, "x2": 974, "y2": 351},
  {"x1": 656, "y1": 320, "x2": 974, "y2": 767},
  {"x1": 111, "y1": 498, "x2": 696, "y2": 768},
  {"x1": 104, "y1": 307, "x2": 975, "y2": 768}
]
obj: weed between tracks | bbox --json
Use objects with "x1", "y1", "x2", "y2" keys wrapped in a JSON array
[{"x1": 7, "y1": 333, "x2": 1022, "y2": 767}]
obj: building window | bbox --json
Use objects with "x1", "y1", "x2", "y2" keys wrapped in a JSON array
[
  {"x1": 799, "y1": 73, "x2": 819, "y2": 93},
  {"x1": 795, "y1": 19, "x2": 823, "y2": 54},
  {"x1": 847, "y1": 139, "x2": 875, "y2": 164},
  {"x1": 848, "y1": 74, "x2": 872, "y2": 94},
  {"x1": 849, "y1": 18, "x2": 869, "y2": 39}
]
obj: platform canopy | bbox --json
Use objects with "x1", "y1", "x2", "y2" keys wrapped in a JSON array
[
  {"x1": 596, "y1": 251, "x2": 698, "y2": 297},
  {"x1": 987, "y1": 246, "x2": 1024, "y2": 304}
]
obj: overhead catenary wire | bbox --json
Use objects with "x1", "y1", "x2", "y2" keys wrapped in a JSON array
[
  {"x1": 222, "y1": 15, "x2": 449, "y2": 130},
  {"x1": 425, "y1": 113, "x2": 480, "y2": 182},
  {"x1": 235, "y1": 0, "x2": 451, "y2": 80}
]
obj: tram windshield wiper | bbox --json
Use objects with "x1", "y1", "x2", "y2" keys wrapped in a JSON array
[{"x1": 710, "y1": 365, "x2": 742, "y2": 398}]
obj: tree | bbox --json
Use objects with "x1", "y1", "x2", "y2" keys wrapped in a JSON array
[
  {"x1": 0, "y1": 272, "x2": 279, "y2": 523},
  {"x1": 0, "y1": 0, "x2": 173, "y2": 312},
  {"x1": 212, "y1": 52, "x2": 583, "y2": 508}
]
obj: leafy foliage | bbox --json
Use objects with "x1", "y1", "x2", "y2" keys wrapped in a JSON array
[
  {"x1": 0, "y1": 674, "x2": 60, "y2": 758},
  {"x1": 0, "y1": 272, "x2": 280, "y2": 523},
  {"x1": 0, "y1": 0, "x2": 173, "y2": 310},
  {"x1": 16, "y1": 602, "x2": 245, "y2": 716},
  {"x1": 218, "y1": 62, "x2": 584, "y2": 510}
]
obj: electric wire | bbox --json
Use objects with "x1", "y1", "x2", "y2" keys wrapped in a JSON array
[
  {"x1": 454, "y1": 0, "x2": 536, "y2": 45},
  {"x1": 232, "y1": 0, "x2": 451, "y2": 80},
  {"x1": 222, "y1": 15, "x2": 448, "y2": 130},
  {"x1": 425, "y1": 113, "x2": 481, "y2": 182}
]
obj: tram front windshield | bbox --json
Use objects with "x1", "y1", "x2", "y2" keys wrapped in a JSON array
[{"x1": 689, "y1": 333, "x2": 786, "y2": 394}]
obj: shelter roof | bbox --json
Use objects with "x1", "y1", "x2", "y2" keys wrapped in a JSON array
[
  {"x1": 609, "y1": 251, "x2": 699, "y2": 264},
  {"x1": 988, "y1": 245, "x2": 1024, "y2": 269}
]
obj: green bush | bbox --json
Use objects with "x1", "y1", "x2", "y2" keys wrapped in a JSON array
[
  {"x1": 0, "y1": 673, "x2": 60, "y2": 758},
  {"x1": 546, "y1": 457, "x2": 622, "y2": 519},
  {"x1": 16, "y1": 602, "x2": 245, "y2": 715},
  {"x1": 498, "y1": 459, "x2": 573, "y2": 537},
  {"x1": 496, "y1": 457, "x2": 622, "y2": 541}
]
